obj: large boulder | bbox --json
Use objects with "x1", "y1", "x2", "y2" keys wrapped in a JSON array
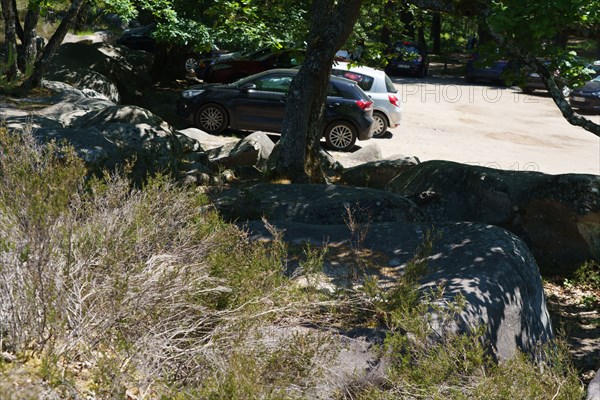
[
  {"x1": 214, "y1": 183, "x2": 423, "y2": 224},
  {"x1": 385, "y1": 160, "x2": 600, "y2": 275},
  {"x1": 206, "y1": 131, "x2": 275, "y2": 170},
  {"x1": 243, "y1": 219, "x2": 554, "y2": 363},
  {"x1": 69, "y1": 105, "x2": 183, "y2": 178},
  {"x1": 338, "y1": 155, "x2": 420, "y2": 189},
  {"x1": 47, "y1": 42, "x2": 154, "y2": 103}
]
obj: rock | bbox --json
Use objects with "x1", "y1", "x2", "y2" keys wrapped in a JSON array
[
  {"x1": 339, "y1": 156, "x2": 420, "y2": 189},
  {"x1": 46, "y1": 68, "x2": 120, "y2": 102},
  {"x1": 214, "y1": 183, "x2": 423, "y2": 224},
  {"x1": 243, "y1": 219, "x2": 554, "y2": 362},
  {"x1": 206, "y1": 132, "x2": 275, "y2": 170},
  {"x1": 32, "y1": 127, "x2": 117, "y2": 170},
  {"x1": 587, "y1": 368, "x2": 600, "y2": 400},
  {"x1": 2, "y1": 115, "x2": 63, "y2": 133},
  {"x1": 334, "y1": 143, "x2": 383, "y2": 168},
  {"x1": 176, "y1": 128, "x2": 240, "y2": 151},
  {"x1": 385, "y1": 160, "x2": 600, "y2": 275},
  {"x1": 255, "y1": 325, "x2": 386, "y2": 399},
  {"x1": 69, "y1": 105, "x2": 183, "y2": 178},
  {"x1": 47, "y1": 42, "x2": 154, "y2": 103}
]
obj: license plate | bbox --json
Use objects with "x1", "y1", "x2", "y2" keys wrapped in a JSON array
[
  {"x1": 573, "y1": 96, "x2": 586, "y2": 102},
  {"x1": 398, "y1": 65, "x2": 410, "y2": 69}
]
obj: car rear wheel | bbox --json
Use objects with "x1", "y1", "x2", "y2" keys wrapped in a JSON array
[
  {"x1": 372, "y1": 112, "x2": 389, "y2": 138},
  {"x1": 195, "y1": 104, "x2": 228, "y2": 134},
  {"x1": 324, "y1": 121, "x2": 357, "y2": 152}
]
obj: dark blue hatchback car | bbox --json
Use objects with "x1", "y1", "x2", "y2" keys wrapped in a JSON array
[{"x1": 177, "y1": 69, "x2": 374, "y2": 151}]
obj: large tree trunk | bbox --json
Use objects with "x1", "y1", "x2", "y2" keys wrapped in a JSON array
[
  {"x1": 22, "y1": 0, "x2": 87, "y2": 90},
  {"x1": 1, "y1": 0, "x2": 19, "y2": 80},
  {"x1": 17, "y1": 6, "x2": 40, "y2": 71},
  {"x1": 274, "y1": 0, "x2": 362, "y2": 183},
  {"x1": 11, "y1": 0, "x2": 23, "y2": 42}
]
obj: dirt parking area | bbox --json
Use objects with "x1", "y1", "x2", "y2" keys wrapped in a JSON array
[{"x1": 376, "y1": 75, "x2": 600, "y2": 175}]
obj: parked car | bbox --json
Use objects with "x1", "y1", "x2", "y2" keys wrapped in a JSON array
[
  {"x1": 202, "y1": 49, "x2": 305, "y2": 83},
  {"x1": 177, "y1": 69, "x2": 374, "y2": 151},
  {"x1": 569, "y1": 75, "x2": 600, "y2": 113},
  {"x1": 521, "y1": 60, "x2": 600, "y2": 96},
  {"x1": 116, "y1": 23, "x2": 158, "y2": 53},
  {"x1": 465, "y1": 53, "x2": 517, "y2": 85},
  {"x1": 521, "y1": 60, "x2": 571, "y2": 96},
  {"x1": 385, "y1": 42, "x2": 428, "y2": 78},
  {"x1": 116, "y1": 23, "x2": 220, "y2": 76},
  {"x1": 331, "y1": 62, "x2": 401, "y2": 137}
]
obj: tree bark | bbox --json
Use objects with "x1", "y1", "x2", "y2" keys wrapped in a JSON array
[
  {"x1": 431, "y1": 11, "x2": 441, "y2": 53},
  {"x1": 22, "y1": 0, "x2": 87, "y2": 90},
  {"x1": 274, "y1": 0, "x2": 362, "y2": 183},
  {"x1": 1, "y1": 0, "x2": 19, "y2": 80},
  {"x1": 11, "y1": 0, "x2": 23, "y2": 42},
  {"x1": 543, "y1": 74, "x2": 600, "y2": 138},
  {"x1": 18, "y1": 6, "x2": 40, "y2": 71}
]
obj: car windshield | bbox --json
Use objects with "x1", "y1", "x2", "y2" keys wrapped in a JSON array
[{"x1": 593, "y1": 75, "x2": 600, "y2": 83}]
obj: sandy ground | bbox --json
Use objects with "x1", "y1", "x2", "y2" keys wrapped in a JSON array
[{"x1": 370, "y1": 75, "x2": 600, "y2": 176}]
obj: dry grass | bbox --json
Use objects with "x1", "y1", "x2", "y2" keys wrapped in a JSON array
[{"x1": 0, "y1": 126, "x2": 588, "y2": 399}]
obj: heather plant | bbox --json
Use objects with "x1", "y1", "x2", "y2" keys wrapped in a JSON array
[{"x1": 0, "y1": 126, "x2": 587, "y2": 399}]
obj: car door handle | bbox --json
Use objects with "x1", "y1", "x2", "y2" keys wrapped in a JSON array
[{"x1": 328, "y1": 102, "x2": 340, "y2": 107}]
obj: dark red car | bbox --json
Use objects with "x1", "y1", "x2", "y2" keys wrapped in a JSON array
[{"x1": 203, "y1": 48, "x2": 305, "y2": 83}]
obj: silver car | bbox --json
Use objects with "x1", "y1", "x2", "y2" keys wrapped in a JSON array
[{"x1": 332, "y1": 62, "x2": 402, "y2": 137}]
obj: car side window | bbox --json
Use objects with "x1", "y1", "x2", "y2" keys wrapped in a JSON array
[
  {"x1": 253, "y1": 74, "x2": 293, "y2": 93},
  {"x1": 327, "y1": 82, "x2": 342, "y2": 97}
]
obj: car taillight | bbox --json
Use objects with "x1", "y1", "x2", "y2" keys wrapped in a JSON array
[
  {"x1": 355, "y1": 100, "x2": 373, "y2": 111},
  {"x1": 388, "y1": 94, "x2": 400, "y2": 107}
]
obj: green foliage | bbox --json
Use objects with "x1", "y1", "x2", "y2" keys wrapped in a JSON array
[
  {"x1": 205, "y1": 0, "x2": 309, "y2": 51},
  {"x1": 572, "y1": 260, "x2": 600, "y2": 290},
  {"x1": 487, "y1": 0, "x2": 600, "y2": 84}
]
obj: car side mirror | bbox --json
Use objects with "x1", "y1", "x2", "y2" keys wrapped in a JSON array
[{"x1": 240, "y1": 83, "x2": 256, "y2": 92}]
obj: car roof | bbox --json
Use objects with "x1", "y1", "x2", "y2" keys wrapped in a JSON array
[
  {"x1": 331, "y1": 62, "x2": 386, "y2": 80},
  {"x1": 242, "y1": 68, "x2": 360, "y2": 85}
]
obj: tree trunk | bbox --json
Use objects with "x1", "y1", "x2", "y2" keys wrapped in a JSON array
[
  {"x1": 431, "y1": 11, "x2": 441, "y2": 53},
  {"x1": 274, "y1": 0, "x2": 362, "y2": 183},
  {"x1": 1, "y1": 0, "x2": 19, "y2": 80},
  {"x1": 18, "y1": 6, "x2": 40, "y2": 71},
  {"x1": 22, "y1": 0, "x2": 87, "y2": 90},
  {"x1": 11, "y1": 0, "x2": 23, "y2": 42},
  {"x1": 543, "y1": 74, "x2": 600, "y2": 138}
]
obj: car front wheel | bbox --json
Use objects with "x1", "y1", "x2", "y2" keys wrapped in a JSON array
[
  {"x1": 195, "y1": 104, "x2": 228, "y2": 134},
  {"x1": 372, "y1": 112, "x2": 388, "y2": 138},
  {"x1": 184, "y1": 55, "x2": 200, "y2": 74},
  {"x1": 324, "y1": 121, "x2": 357, "y2": 152}
]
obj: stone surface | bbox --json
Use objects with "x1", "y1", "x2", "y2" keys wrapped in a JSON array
[
  {"x1": 214, "y1": 183, "x2": 423, "y2": 224},
  {"x1": 385, "y1": 160, "x2": 600, "y2": 275},
  {"x1": 206, "y1": 131, "x2": 275, "y2": 170},
  {"x1": 47, "y1": 41, "x2": 154, "y2": 103},
  {"x1": 339, "y1": 156, "x2": 420, "y2": 189},
  {"x1": 243, "y1": 219, "x2": 554, "y2": 362},
  {"x1": 587, "y1": 368, "x2": 600, "y2": 400}
]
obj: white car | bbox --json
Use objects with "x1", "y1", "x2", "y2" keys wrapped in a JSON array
[{"x1": 331, "y1": 62, "x2": 401, "y2": 137}]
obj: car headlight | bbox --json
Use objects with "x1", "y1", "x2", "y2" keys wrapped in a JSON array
[
  {"x1": 182, "y1": 89, "x2": 204, "y2": 98},
  {"x1": 592, "y1": 91, "x2": 600, "y2": 97}
]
